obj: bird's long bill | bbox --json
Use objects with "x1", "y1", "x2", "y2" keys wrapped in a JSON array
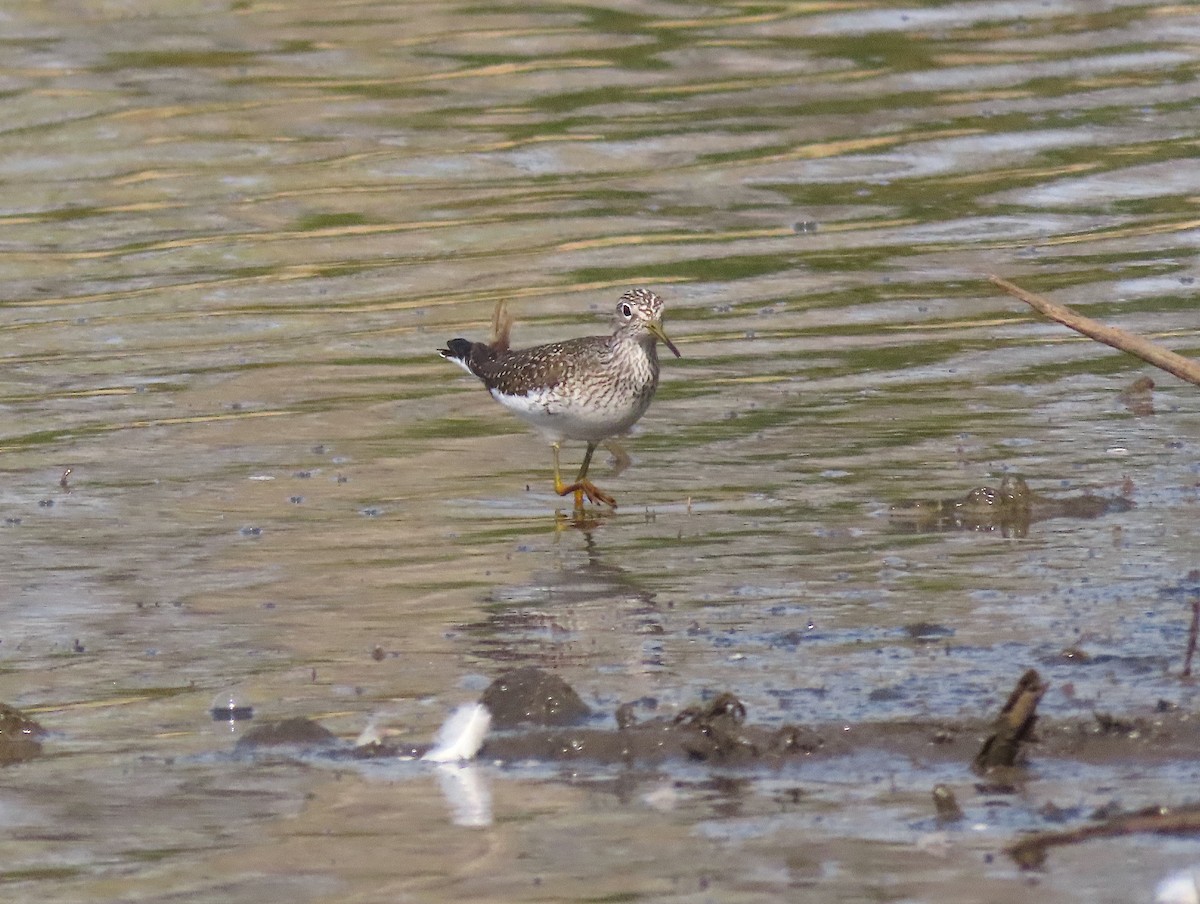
[{"x1": 649, "y1": 322, "x2": 682, "y2": 358}]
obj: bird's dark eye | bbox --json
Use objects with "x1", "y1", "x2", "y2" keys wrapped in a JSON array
[{"x1": 620, "y1": 303, "x2": 633, "y2": 318}]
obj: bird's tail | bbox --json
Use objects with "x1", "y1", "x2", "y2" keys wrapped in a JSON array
[
  {"x1": 440, "y1": 300, "x2": 510, "y2": 375},
  {"x1": 490, "y1": 299, "x2": 513, "y2": 352}
]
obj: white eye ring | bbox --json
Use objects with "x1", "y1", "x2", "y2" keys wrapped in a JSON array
[{"x1": 620, "y1": 302, "x2": 633, "y2": 318}]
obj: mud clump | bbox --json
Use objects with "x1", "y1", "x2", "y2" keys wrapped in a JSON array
[
  {"x1": 235, "y1": 716, "x2": 337, "y2": 751},
  {"x1": 480, "y1": 667, "x2": 591, "y2": 728},
  {"x1": 481, "y1": 688, "x2": 830, "y2": 766},
  {"x1": 0, "y1": 703, "x2": 45, "y2": 766},
  {"x1": 889, "y1": 475, "x2": 1132, "y2": 536}
]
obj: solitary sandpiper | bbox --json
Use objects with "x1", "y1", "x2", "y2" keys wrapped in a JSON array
[{"x1": 440, "y1": 288, "x2": 681, "y2": 509}]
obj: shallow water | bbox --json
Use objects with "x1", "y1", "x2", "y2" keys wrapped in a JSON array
[{"x1": 2, "y1": 0, "x2": 1199, "y2": 901}]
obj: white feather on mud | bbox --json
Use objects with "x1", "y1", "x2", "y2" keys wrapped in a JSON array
[{"x1": 422, "y1": 703, "x2": 492, "y2": 763}]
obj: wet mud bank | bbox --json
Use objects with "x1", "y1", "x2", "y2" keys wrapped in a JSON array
[
  {"x1": 230, "y1": 667, "x2": 1200, "y2": 868},
  {"x1": 235, "y1": 685, "x2": 1200, "y2": 771}
]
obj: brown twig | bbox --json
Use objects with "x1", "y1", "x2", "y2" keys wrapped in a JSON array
[
  {"x1": 989, "y1": 274, "x2": 1200, "y2": 387},
  {"x1": 1008, "y1": 803, "x2": 1200, "y2": 869},
  {"x1": 1184, "y1": 600, "x2": 1200, "y2": 678}
]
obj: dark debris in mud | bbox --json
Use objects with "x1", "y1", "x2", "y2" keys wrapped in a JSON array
[
  {"x1": 973, "y1": 668, "x2": 1046, "y2": 771},
  {"x1": 932, "y1": 783, "x2": 965, "y2": 824},
  {"x1": 888, "y1": 475, "x2": 1133, "y2": 536},
  {"x1": 0, "y1": 703, "x2": 45, "y2": 766}
]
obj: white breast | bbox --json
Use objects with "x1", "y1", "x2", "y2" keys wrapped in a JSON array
[{"x1": 489, "y1": 385, "x2": 650, "y2": 443}]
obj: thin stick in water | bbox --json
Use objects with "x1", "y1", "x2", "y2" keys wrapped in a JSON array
[
  {"x1": 1184, "y1": 600, "x2": 1200, "y2": 679},
  {"x1": 988, "y1": 274, "x2": 1200, "y2": 387}
]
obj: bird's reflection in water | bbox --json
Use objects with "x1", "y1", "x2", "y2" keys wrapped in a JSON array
[{"x1": 465, "y1": 524, "x2": 668, "y2": 676}]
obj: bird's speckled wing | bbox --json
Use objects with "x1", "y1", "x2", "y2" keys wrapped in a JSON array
[{"x1": 465, "y1": 336, "x2": 608, "y2": 397}]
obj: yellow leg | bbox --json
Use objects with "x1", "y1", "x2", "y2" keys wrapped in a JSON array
[
  {"x1": 551, "y1": 443, "x2": 572, "y2": 500},
  {"x1": 552, "y1": 442, "x2": 617, "y2": 509}
]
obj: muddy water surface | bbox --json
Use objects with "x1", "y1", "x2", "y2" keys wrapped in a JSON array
[{"x1": 2, "y1": 1, "x2": 1199, "y2": 901}]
